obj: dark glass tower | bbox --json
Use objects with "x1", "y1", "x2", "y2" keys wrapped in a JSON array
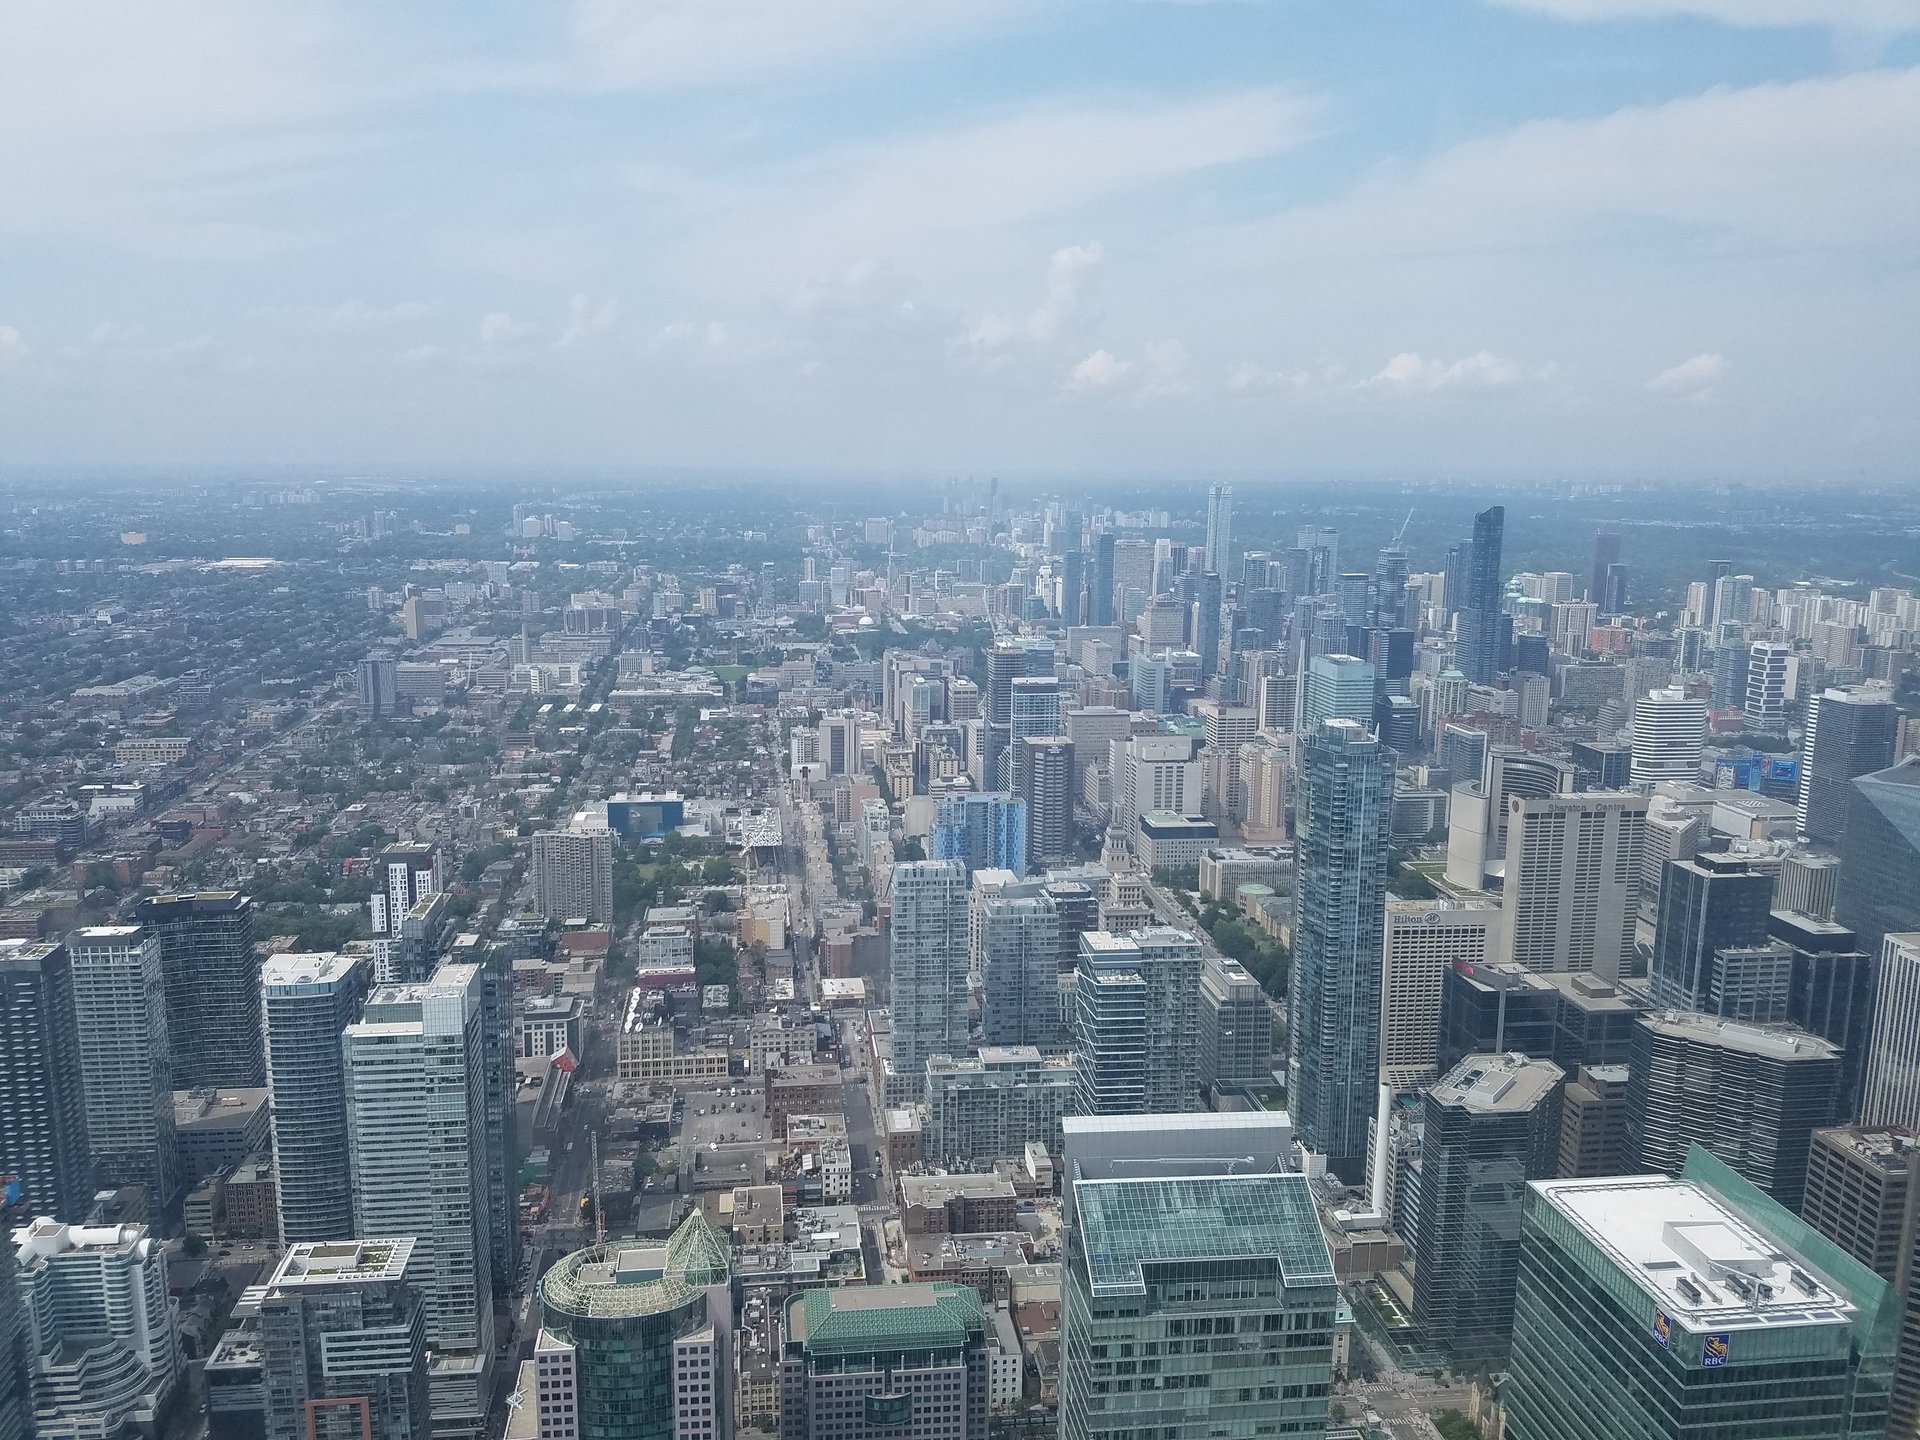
[
  {"x1": 1649, "y1": 855, "x2": 1775, "y2": 1012},
  {"x1": 1835, "y1": 758, "x2": 1920, "y2": 961},
  {"x1": 1287, "y1": 718, "x2": 1393, "y2": 1181},
  {"x1": 137, "y1": 890, "x2": 263, "y2": 1089},
  {"x1": 1456, "y1": 504, "x2": 1506, "y2": 684},
  {"x1": 1092, "y1": 532, "x2": 1116, "y2": 626},
  {"x1": 1193, "y1": 570, "x2": 1223, "y2": 679},
  {"x1": 0, "y1": 940, "x2": 93, "y2": 1220},
  {"x1": 1797, "y1": 688, "x2": 1901, "y2": 846}
]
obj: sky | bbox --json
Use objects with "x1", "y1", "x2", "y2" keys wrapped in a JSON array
[{"x1": 0, "y1": 0, "x2": 1917, "y2": 481}]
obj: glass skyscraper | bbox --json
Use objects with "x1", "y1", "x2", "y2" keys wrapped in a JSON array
[
  {"x1": 1287, "y1": 718, "x2": 1393, "y2": 1180},
  {"x1": 1456, "y1": 503, "x2": 1506, "y2": 685},
  {"x1": 887, "y1": 860, "x2": 970, "y2": 1086},
  {"x1": 929, "y1": 792, "x2": 1027, "y2": 876},
  {"x1": 1835, "y1": 757, "x2": 1920, "y2": 959}
]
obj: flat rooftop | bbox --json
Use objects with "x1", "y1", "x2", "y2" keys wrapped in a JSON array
[
  {"x1": 261, "y1": 951, "x2": 361, "y2": 987},
  {"x1": 1642, "y1": 1012, "x2": 1841, "y2": 1061},
  {"x1": 1537, "y1": 1175, "x2": 1854, "y2": 1335},
  {"x1": 272, "y1": 1238, "x2": 415, "y2": 1287},
  {"x1": 1430, "y1": 1053, "x2": 1565, "y2": 1113}
]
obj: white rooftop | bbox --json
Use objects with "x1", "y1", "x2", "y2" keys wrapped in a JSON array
[
  {"x1": 1536, "y1": 1175, "x2": 1854, "y2": 1335},
  {"x1": 262, "y1": 951, "x2": 361, "y2": 986}
]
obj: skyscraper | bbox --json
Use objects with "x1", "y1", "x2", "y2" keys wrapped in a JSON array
[
  {"x1": 929, "y1": 792, "x2": 1027, "y2": 876},
  {"x1": 1058, "y1": 1112, "x2": 1337, "y2": 1440},
  {"x1": 68, "y1": 925, "x2": 182, "y2": 1212},
  {"x1": 1588, "y1": 531, "x2": 1620, "y2": 606},
  {"x1": 1649, "y1": 855, "x2": 1776, "y2": 1012},
  {"x1": 1744, "y1": 640, "x2": 1792, "y2": 736},
  {"x1": 532, "y1": 813, "x2": 615, "y2": 924},
  {"x1": 344, "y1": 964, "x2": 494, "y2": 1434},
  {"x1": 1380, "y1": 899, "x2": 1501, "y2": 1087},
  {"x1": 1072, "y1": 930, "x2": 1203, "y2": 1116},
  {"x1": 978, "y1": 893, "x2": 1063, "y2": 1051},
  {"x1": 1861, "y1": 935, "x2": 1920, "y2": 1132},
  {"x1": 136, "y1": 890, "x2": 262, "y2": 1090},
  {"x1": 1018, "y1": 736, "x2": 1076, "y2": 872},
  {"x1": 1193, "y1": 570, "x2": 1223, "y2": 679},
  {"x1": 1798, "y1": 687, "x2": 1901, "y2": 845},
  {"x1": 0, "y1": 939, "x2": 93, "y2": 1221},
  {"x1": 1627, "y1": 1012, "x2": 1841, "y2": 1210},
  {"x1": 1197, "y1": 955, "x2": 1271, "y2": 1090},
  {"x1": 1835, "y1": 758, "x2": 1920, "y2": 958},
  {"x1": 1413, "y1": 1053, "x2": 1565, "y2": 1364},
  {"x1": 262, "y1": 950, "x2": 369, "y2": 1245},
  {"x1": 0, "y1": 1228, "x2": 25, "y2": 1440},
  {"x1": 1203, "y1": 483, "x2": 1232, "y2": 574},
  {"x1": 1300, "y1": 652, "x2": 1375, "y2": 734},
  {"x1": 1498, "y1": 793, "x2": 1646, "y2": 981},
  {"x1": 369, "y1": 842, "x2": 444, "y2": 936},
  {"x1": 1504, "y1": 1157, "x2": 1897, "y2": 1440},
  {"x1": 888, "y1": 861, "x2": 969, "y2": 1087},
  {"x1": 1288, "y1": 718, "x2": 1393, "y2": 1180},
  {"x1": 981, "y1": 642, "x2": 1025, "y2": 791},
  {"x1": 1456, "y1": 504, "x2": 1506, "y2": 685}
]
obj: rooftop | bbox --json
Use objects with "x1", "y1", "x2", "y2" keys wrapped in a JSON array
[
  {"x1": 1537, "y1": 1174, "x2": 1854, "y2": 1335},
  {"x1": 1073, "y1": 1172, "x2": 1335, "y2": 1297},
  {"x1": 1642, "y1": 1012, "x2": 1842, "y2": 1061},
  {"x1": 261, "y1": 951, "x2": 361, "y2": 987},
  {"x1": 786, "y1": 1281, "x2": 985, "y2": 1355},
  {"x1": 1812, "y1": 1125, "x2": 1919, "y2": 1174},
  {"x1": 542, "y1": 1210, "x2": 731, "y2": 1320},
  {"x1": 271, "y1": 1237, "x2": 416, "y2": 1287},
  {"x1": 1430, "y1": 1053, "x2": 1565, "y2": 1114}
]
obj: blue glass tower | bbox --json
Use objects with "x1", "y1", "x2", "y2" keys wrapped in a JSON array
[{"x1": 929, "y1": 793, "x2": 1028, "y2": 876}]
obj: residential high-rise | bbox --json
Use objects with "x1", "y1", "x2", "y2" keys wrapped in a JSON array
[
  {"x1": 0, "y1": 939, "x2": 93, "y2": 1221},
  {"x1": 1197, "y1": 955, "x2": 1271, "y2": 1090},
  {"x1": 1288, "y1": 719, "x2": 1393, "y2": 1180},
  {"x1": 540, "y1": 1212, "x2": 733, "y2": 1440},
  {"x1": 369, "y1": 842, "x2": 444, "y2": 936},
  {"x1": 1456, "y1": 504, "x2": 1506, "y2": 685},
  {"x1": 780, "y1": 1284, "x2": 985, "y2": 1440},
  {"x1": 1058, "y1": 1112, "x2": 1338, "y2": 1440},
  {"x1": 13, "y1": 1218, "x2": 183, "y2": 1440},
  {"x1": 1504, "y1": 1157, "x2": 1898, "y2": 1440},
  {"x1": 1300, "y1": 652, "x2": 1375, "y2": 735},
  {"x1": 1835, "y1": 758, "x2": 1920, "y2": 957},
  {"x1": 817, "y1": 712, "x2": 861, "y2": 776},
  {"x1": 888, "y1": 861, "x2": 969, "y2": 1088},
  {"x1": 1018, "y1": 736, "x2": 1075, "y2": 871},
  {"x1": 0, "y1": 1229, "x2": 24, "y2": 1440},
  {"x1": 1744, "y1": 640, "x2": 1792, "y2": 736},
  {"x1": 929, "y1": 793, "x2": 1027, "y2": 877},
  {"x1": 924, "y1": 1047, "x2": 1078, "y2": 1164},
  {"x1": 978, "y1": 894, "x2": 1063, "y2": 1051},
  {"x1": 344, "y1": 964, "x2": 494, "y2": 1435},
  {"x1": 1798, "y1": 688, "x2": 1901, "y2": 844},
  {"x1": 1798, "y1": 1127, "x2": 1920, "y2": 1434},
  {"x1": 1862, "y1": 935, "x2": 1920, "y2": 1132},
  {"x1": 532, "y1": 813, "x2": 615, "y2": 924},
  {"x1": 68, "y1": 925, "x2": 182, "y2": 1213},
  {"x1": 473, "y1": 938, "x2": 520, "y2": 1305},
  {"x1": 1204, "y1": 483, "x2": 1233, "y2": 574},
  {"x1": 358, "y1": 655, "x2": 397, "y2": 719},
  {"x1": 1630, "y1": 686, "x2": 1708, "y2": 785},
  {"x1": 1413, "y1": 1054, "x2": 1565, "y2": 1364},
  {"x1": 980, "y1": 643, "x2": 1026, "y2": 791},
  {"x1": 262, "y1": 951, "x2": 369, "y2": 1245},
  {"x1": 1380, "y1": 899, "x2": 1502, "y2": 1087},
  {"x1": 136, "y1": 890, "x2": 262, "y2": 1090},
  {"x1": 1627, "y1": 1012, "x2": 1841, "y2": 1210},
  {"x1": 257, "y1": 1238, "x2": 431, "y2": 1440},
  {"x1": 1072, "y1": 929, "x2": 1203, "y2": 1116},
  {"x1": 1499, "y1": 793, "x2": 1646, "y2": 981},
  {"x1": 1650, "y1": 855, "x2": 1775, "y2": 1012}
]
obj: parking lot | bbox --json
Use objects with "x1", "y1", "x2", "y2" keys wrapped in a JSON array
[{"x1": 679, "y1": 1082, "x2": 769, "y2": 1149}]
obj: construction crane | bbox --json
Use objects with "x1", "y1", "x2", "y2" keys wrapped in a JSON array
[
  {"x1": 1391, "y1": 508, "x2": 1415, "y2": 548},
  {"x1": 590, "y1": 1129, "x2": 605, "y2": 1246}
]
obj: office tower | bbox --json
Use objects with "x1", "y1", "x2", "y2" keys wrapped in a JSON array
[
  {"x1": 68, "y1": 925, "x2": 181, "y2": 1212},
  {"x1": 0, "y1": 1231, "x2": 24, "y2": 1440},
  {"x1": 1072, "y1": 929, "x2": 1203, "y2": 1116},
  {"x1": 1019, "y1": 737, "x2": 1075, "y2": 871},
  {"x1": 779, "y1": 1284, "x2": 984, "y2": 1440},
  {"x1": 978, "y1": 894, "x2": 1063, "y2": 1050},
  {"x1": 1556, "y1": 1063, "x2": 1631, "y2": 1178},
  {"x1": 1799, "y1": 688, "x2": 1901, "y2": 844},
  {"x1": 1197, "y1": 955, "x2": 1270, "y2": 1090},
  {"x1": 1650, "y1": 855, "x2": 1776, "y2": 1011},
  {"x1": 1744, "y1": 641, "x2": 1792, "y2": 735},
  {"x1": 1254, "y1": 672, "x2": 1294, "y2": 735},
  {"x1": 0, "y1": 939, "x2": 92, "y2": 1221},
  {"x1": 1058, "y1": 1112, "x2": 1338, "y2": 1440},
  {"x1": 1059, "y1": 547, "x2": 1084, "y2": 627},
  {"x1": 344, "y1": 964, "x2": 494, "y2": 1433},
  {"x1": 1589, "y1": 531, "x2": 1621, "y2": 605},
  {"x1": 1498, "y1": 793, "x2": 1646, "y2": 981},
  {"x1": 1799, "y1": 1127, "x2": 1920, "y2": 1434},
  {"x1": 1192, "y1": 570, "x2": 1223, "y2": 679},
  {"x1": 369, "y1": 842, "x2": 443, "y2": 936},
  {"x1": 258, "y1": 1238, "x2": 431, "y2": 1440},
  {"x1": 929, "y1": 792, "x2": 1027, "y2": 877},
  {"x1": 1193, "y1": 700, "x2": 1257, "y2": 820},
  {"x1": 925, "y1": 1047, "x2": 1078, "y2": 1163},
  {"x1": 1203, "y1": 483, "x2": 1232, "y2": 573},
  {"x1": 981, "y1": 643, "x2": 1024, "y2": 790},
  {"x1": 136, "y1": 890, "x2": 261, "y2": 1090},
  {"x1": 1129, "y1": 650, "x2": 1172, "y2": 714},
  {"x1": 1862, "y1": 935, "x2": 1920, "y2": 1131},
  {"x1": 358, "y1": 655, "x2": 397, "y2": 719},
  {"x1": 1627, "y1": 1012, "x2": 1841, "y2": 1209},
  {"x1": 474, "y1": 939, "x2": 519, "y2": 1304},
  {"x1": 1439, "y1": 723, "x2": 1489, "y2": 790},
  {"x1": 539, "y1": 1212, "x2": 732, "y2": 1440},
  {"x1": 1569, "y1": 740, "x2": 1632, "y2": 791},
  {"x1": 1456, "y1": 504, "x2": 1506, "y2": 685},
  {"x1": 1381, "y1": 899, "x2": 1501, "y2": 1087},
  {"x1": 1438, "y1": 962, "x2": 1646, "y2": 1075},
  {"x1": 1301, "y1": 652, "x2": 1375, "y2": 734},
  {"x1": 1485, "y1": 749, "x2": 1572, "y2": 856},
  {"x1": 1836, "y1": 758, "x2": 1920, "y2": 958},
  {"x1": 1112, "y1": 734, "x2": 1203, "y2": 846},
  {"x1": 1288, "y1": 718, "x2": 1393, "y2": 1180},
  {"x1": 532, "y1": 814, "x2": 615, "y2": 924},
  {"x1": 13, "y1": 1217, "x2": 183, "y2": 1440},
  {"x1": 1414, "y1": 1054, "x2": 1565, "y2": 1363},
  {"x1": 888, "y1": 861, "x2": 969, "y2": 1086},
  {"x1": 1781, "y1": 850, "x2": 1843, "y2": 921},
  {"x1": 1630, "y1": 685, "x2": 1708, "y2": 785},
  {"x1": 1090, "y1": 532, "x2": 1116, "y2": 626},
  {"x1": 817, "y1": 712, "x2": 861, "y2": 776},
  {"x1": 1774, "y1": 911, "x2": 1875, "y2": 1109},
  {"x1": 1504, "y1": 1159, "x2": 1897, "y2": 1440},
  {"x1": 262, "y1": 951, "x2": 369, "y2": 1245}
]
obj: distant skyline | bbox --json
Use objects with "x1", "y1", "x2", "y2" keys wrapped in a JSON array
[{"x1": 0, "y1": 1, "x2": 1916, "y2": 479}]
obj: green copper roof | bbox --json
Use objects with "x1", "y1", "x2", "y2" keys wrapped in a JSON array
[
  {"x1": 789, "y1": 1282, "x2": 985, "y2": 1356},
  {"x1": 1075, "y1": 1172, "x2": 1335, "y2": 1296}
]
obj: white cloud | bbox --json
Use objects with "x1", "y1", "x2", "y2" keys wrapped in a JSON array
[
  {"x1": 555, "y1": 295, "x2": 620, "y2": 349},
  {"x1": 1067, "y1": 348, "x2": 1131, "y2": 390},
  {"x1": 969, "y1": 243, "x2": 1105, "y2": 352},
  {"x1": 478, "y1": 312, "x2": 537, "y2": 345},
  {"x1": 1066, "y1": 340, "x2": 1192, "y2": 396},
  {"x1": 1367, "y1": 350, "x2": 1547, "y2": 394},
  {"x1": 1647, "y1": 351, "x2": 1728, "y2": 397},
  {"x1": 1226, "y1": 360, "x2": 1315, "y2": 394},
  {"x1": 1486, "y1": 0, "x2": 1920, "y2": 30}
]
